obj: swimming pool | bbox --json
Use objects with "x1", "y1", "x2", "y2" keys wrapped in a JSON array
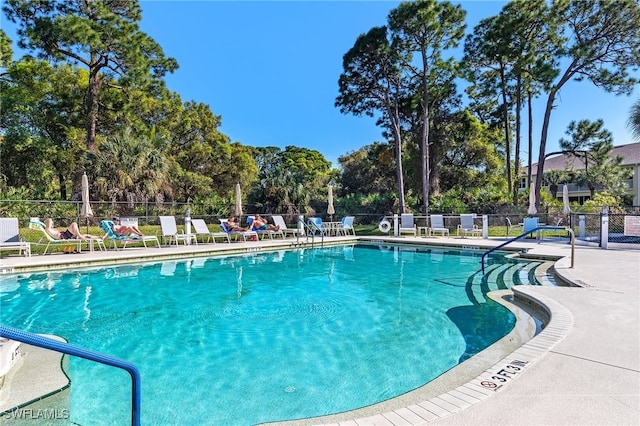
[{"x1": 0, "y1": 244, "x2": 527, "y2": 425}]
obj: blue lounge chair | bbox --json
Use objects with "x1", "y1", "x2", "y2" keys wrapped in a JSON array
[
  {"x1": 99, "y1": 220, "x2": 160, "y2": 249},
  {"x1": 247, "y1": 216, "x2": 284, "y2": 239},
  {"x1": 336, "y1": 216, "x2": 356, "y2": 236},
  {"x1": 307, "y1": 217, "x2": 324, "y2": 236}
]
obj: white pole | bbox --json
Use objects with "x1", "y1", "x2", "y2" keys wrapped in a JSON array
[
  {"x1": 393, "y1": 214, "x2": 398, "y2": 237},
  {"x1": 185, "y1": 208, "x2": 192, "y2": 244},
  {"x1": 482, "y1": 215, "x2": 489, "y2": 239},
  {"x1": 579, "y1": 215, "x2": 586, "y2": 238},
  {"x1": 601, "y1": 207, "x2": 609, "y2": 249}
]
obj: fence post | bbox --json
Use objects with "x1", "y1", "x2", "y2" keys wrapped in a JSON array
[
  {"x1": 579, "y1": 215, "x2": 586, "y2": 238},
  {"x1": 185, "y1": 207, "x2": 192, "y2": 237},
  {"x1": 393, "y1": 214, "x2": 398, "y2": 237},
  {"x1": 482, "y1": 215, "x2": 488, "y2": 239},
  {"x1": 600, "y1": 207, "x2": 609, "y2": 249}
]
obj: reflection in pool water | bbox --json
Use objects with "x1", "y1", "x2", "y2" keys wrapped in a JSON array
[{"x1": 0, "y1": 244, "x2": 520, "y2": 425}]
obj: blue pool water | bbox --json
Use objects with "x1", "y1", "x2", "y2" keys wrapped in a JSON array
[{"x1": 0, "y1": 245, "x2": 518, "y2": 425}]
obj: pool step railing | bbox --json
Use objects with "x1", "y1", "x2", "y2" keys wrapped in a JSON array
[
  {"x1": 481, "y1": 225, "x2": 575, "y2": 274},
  {"x1": 296, "y1": 217, "x2": 324, "y2": 248},
  {"x1": 0, "y1": 325, "x2": 141, "y2": 426}
]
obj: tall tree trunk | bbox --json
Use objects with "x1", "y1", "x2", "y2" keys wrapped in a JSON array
[
  {"x1": 86, "y1": 65, "x2": 101, "y2": 152},
  {"x1": 393, "y1": 124, "x2": 406, "y2": 214},
  {"x1": 513, "y1": 75, "x2": 522, "y2": 206},
  {"x1": 536, "y1": 63, "x2": 575, "y2": 210},
  {"x1": 388, "y1": 103, "x2": 406, "y2": 214},
  {"x1": 499, "y1": 62, "x2": 512, "y2": 195},
  {"x1": 421, "y1": 59, "x2": 430, "y2": 216},
  {"x1": 536, "y1": 87, "x2": 558, "y2": 211},
  {"x1": 57, "y1": 170, "x2": 67, "y2": 200},
  {"x1": 527, "y1": 89, "x2": 533, "y2": 190}
]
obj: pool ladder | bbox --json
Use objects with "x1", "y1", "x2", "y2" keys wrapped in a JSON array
[
  {"x1": 295, "y1": 218, "x2": 324, "y2": 248},
  {"x1": 0, "y1": 325, "x2": 141, "y2": 426}
]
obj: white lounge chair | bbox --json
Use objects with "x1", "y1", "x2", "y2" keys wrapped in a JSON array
[
  {"x1": 457, "y1": 214, "x2": 481, "y2": 237},
  {"x1": 0, "y1": 218, "x2": 31, "y2": 257},
  {"x1": 219, "y1": 219, "x2": 258, "y2": 242},
  {"x1": 399, "y1": 214, "x2": 416, "y2": 237},
  {"x1": 29, "y1": 218, "x2": 105, "y2": 254},
  {"x1": 429, "y1": 215, "x2": 449, "y2": 236},
  {"x1": 505, "y1": 217, "x2": 523, "y2": 236},
  {"x1": 272, "y1": 215, "x2": 301, "y2": 238},
  {"x1": 159, "y1": 216, "x2": 197, "y2": 246},
  {"x1": 191, "y1": 219, "x2": 230, "y2": 244}
]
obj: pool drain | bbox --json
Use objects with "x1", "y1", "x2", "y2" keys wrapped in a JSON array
[{"x1": 284, "y1": 386, "x2": 296, "y2": 393}]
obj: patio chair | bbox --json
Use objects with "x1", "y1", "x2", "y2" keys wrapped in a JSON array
[
  {"x1": 457, "y1": 214, "x2": 482, "y2": 237},
  {"x1": 307, "y1": 217, "x2": 324, "y2": 236},
  {"x1": 523, "y1": 217, "x2": 541, "y2": 240},
  {"x1": 99, "y1": 220, "x2": 160, "y2": 249},
  {"x1": 429, "y1": 215, "x2": 450, "y2": 236},
  {"x1": 505, "y1": 217, "x2": 523, "y2": 236},
  {"x1": 247, "y1": 216, "x2": 284, "y2": 239},
  {"x1": 336, "y1": 216, "x2": 356, "y2": 236},
  {"x1": 0, "y1": 218, "x2": 31, "y2": 257},
  {"x1": 272, "y1": 215, "x2": 301, "y2": 238},
  {"x1": 159, "y1": 216, "x2": 197, "y2": 246},
  {"x1": 399, "y1": 214, "x2": 416, "y2": 237},
  {"x1": 191, "y1": 218, "x2": 230, "y2": 244},
  {"x1": 29, "y1": 218, "x2": 104, "y2": 254},
  {"x1": 219, "y1": 219, "x2": 259, "y2": 242}
]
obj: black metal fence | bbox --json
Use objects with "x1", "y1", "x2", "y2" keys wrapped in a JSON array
[{"x1": 2, "y1": 199, "x2": 639, "y2": 247}]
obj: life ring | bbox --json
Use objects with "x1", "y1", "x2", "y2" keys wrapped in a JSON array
[{"x1": 378, "y1": 219, "x2": 391, "y2": 233}]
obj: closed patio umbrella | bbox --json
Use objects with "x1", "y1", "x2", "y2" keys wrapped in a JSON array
[
  {"x1": 234, "y1": 182, "x2": 243, "y2": 218},
  {"x1": 562, "y1": 184, "x2": 571, "y2": 215},
  {"x1": 527, "y1": 182, "x2": 537, "y2": 216},
  {"x1": 81, "y1": 172, "x2": 93, "y2": 232},
  {"x1": 327, "y1": 185, "x2": 335, "y2": 222}
]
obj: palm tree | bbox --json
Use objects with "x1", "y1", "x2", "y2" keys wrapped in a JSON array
[
  {"x1": 93, "y1": 129, "x2": 171, "y2": 204},
  {"x1": 628, "y1": 97, "x2": 640, "y2": 141},
  {"x1": 544, "y1": 170, "x2": 569, "y2": 200}
]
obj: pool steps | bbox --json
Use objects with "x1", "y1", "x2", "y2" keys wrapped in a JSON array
[{"x1": 469, "y1": 259, "x2": 557, "y2": 305}]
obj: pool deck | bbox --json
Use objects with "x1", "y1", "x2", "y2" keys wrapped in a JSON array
[{"x1": 1, "y1": 235, "x2": 638, "y2": 425}]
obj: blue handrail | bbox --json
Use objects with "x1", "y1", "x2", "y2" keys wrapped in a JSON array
[
  {"x1": 0, "y1": 325, "x2": 141, "y2": 426},
  {"x1": 481, "y1": 226, "x2": 574, "y2": 274}
]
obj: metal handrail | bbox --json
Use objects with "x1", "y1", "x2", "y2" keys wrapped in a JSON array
[
  {"x1": 0, "y1": 325, "x2": 141, "y2": 426},
  {"x1": 296, "y1": 218, "x2": 324, "y2": 248},
  {"x1": 481, "y1": 226, "x2": 575, "y2": 274}
]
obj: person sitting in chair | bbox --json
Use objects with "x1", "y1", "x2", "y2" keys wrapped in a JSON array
[
  {"x1": 44, "y1": 218, "x2": 96, "y2": 240},
  {"x1": 111, "y1": 217, "x2": 145, "y2": 237},
  {"x1": 226, "y1": 216, "x2": 249, "y2": 232},
  {"x1": 250, "y1": 215, "x2": 280, "y2": 232}
]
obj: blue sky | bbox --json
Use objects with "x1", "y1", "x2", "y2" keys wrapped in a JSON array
[{"x1": 5, "y1": 1, "x2": 639, "y2": 167}]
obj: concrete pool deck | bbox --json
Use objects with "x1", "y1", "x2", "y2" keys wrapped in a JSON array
[{"x1": 0, "y1": 235, "x2": 638, "y2": 425}]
